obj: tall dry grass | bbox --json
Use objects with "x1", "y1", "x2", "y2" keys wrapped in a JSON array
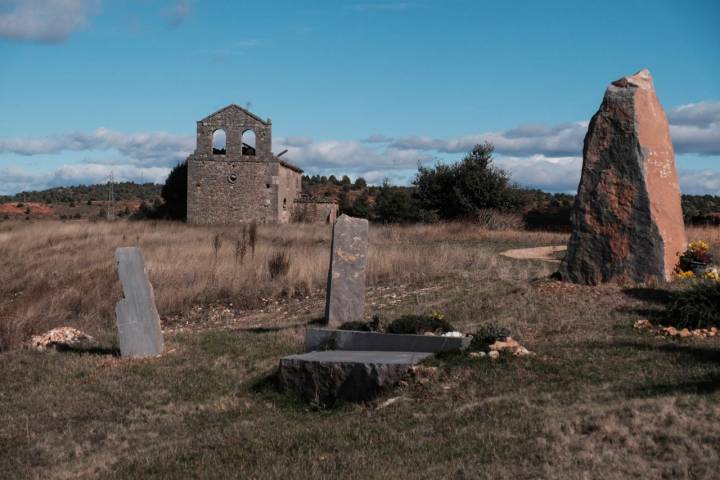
[
  {"x1": 0, "y1": 220, "x2": 567, "y2": 350},
  {"x1": 0, "y1": 219, "x2": 716, "y2": 351}
]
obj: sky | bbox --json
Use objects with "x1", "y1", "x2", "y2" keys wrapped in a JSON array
[{"x1": 0, "y1": 0, "x2": 719, "y2": 196}]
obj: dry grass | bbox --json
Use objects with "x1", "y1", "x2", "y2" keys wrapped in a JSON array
[
  {"x1": 1, "y1": 219, "x2": 719, "y2": 479},
  {"x1": 0, "y1": 220, "x2": 566, "y2": 351}
]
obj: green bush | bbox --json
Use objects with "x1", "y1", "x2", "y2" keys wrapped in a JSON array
[
  {"x1": 338, "y1": 315, "x2": 380, "y2": 332},
  {"x1": 664, "y1": 281, "x2": 720, "y2": 329},
  {"x1": 469, "y1": 323, "x2": 511, "y2": 351},
  {"x1": 385, "y1": 314, "x2": 455, "y2": 335},
  {"x1": 337, "y1": 321, "x2": 372, "y2": 331}
]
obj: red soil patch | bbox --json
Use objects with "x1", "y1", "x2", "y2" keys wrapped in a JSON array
[{"x1": 0, "y1": 202, "x2": 54, "y2": 215}]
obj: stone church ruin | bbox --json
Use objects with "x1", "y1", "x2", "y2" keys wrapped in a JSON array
[{"x1": 187, "y1": 104, "x2": 337, "y2": 225}]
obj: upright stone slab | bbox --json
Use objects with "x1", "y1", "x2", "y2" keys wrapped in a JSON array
[
  {"x1": 560, "y1": 69, "x2": 687, "y2": 284},
  {"x1": 324, "y1": 214, "x2": 368, "y2": 327},
  {"x1": 115, "y1": 247, "x2": 164, "y2": 358}
]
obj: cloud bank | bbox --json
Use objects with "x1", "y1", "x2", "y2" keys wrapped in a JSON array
[
  {"x1": 1, "y1": 101, "x2": 718, "y2": 195},
  {"x1": 0, "y1": 0, "x2": 98, "y2": 43}
]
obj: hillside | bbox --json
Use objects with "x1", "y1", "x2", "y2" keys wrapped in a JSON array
[{"x1": 0, "y1": 179, "x2": 718, "y2": 226}]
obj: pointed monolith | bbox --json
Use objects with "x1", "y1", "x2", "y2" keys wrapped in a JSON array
[{"x1": 560, "y1": 69, "x2": 687, "y2": 284}]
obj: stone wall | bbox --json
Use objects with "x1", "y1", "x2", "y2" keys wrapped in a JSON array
[
  {"x1": 187, "y1": 157, "x2": 278, "y2": 224},
  {"x1": 292, "y1": 201, "x2": 338, "y2": 224},
  {"x1": 277, "y1": 164, "x2": 302, "y2": 224}
]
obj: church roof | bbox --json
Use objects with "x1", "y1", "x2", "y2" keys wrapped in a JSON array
[{"x1": 200, "y1": 104, "x2": 270, "y2": 125}]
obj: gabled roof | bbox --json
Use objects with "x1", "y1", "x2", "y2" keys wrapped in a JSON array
[
  {"x1": 200, "y1": 104, "x2": 270, "y2": 125},
  {"x1": 278, "y1": 158, "x2": 304, "y2": 173}
]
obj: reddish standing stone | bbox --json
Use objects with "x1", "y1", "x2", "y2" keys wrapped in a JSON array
[{"x1": 560, "y1": 69, "x2": 687, "y2": 284}]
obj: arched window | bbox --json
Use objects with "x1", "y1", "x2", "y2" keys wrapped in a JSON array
[
  {"x1": 242, "y1": 129, "x2": 256, "y2": 156},
  {"x1": 212, "y1": 129, "x2": 226, "y2": 155},
  {"x1": 283, "y1": 198, "x2": 287, "y2": 210}
]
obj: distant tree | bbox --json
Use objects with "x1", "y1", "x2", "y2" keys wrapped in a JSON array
[
  {"x1": 159, "y1": 161, "x2": 188, "y2": 220},
  {"x1": 374, "y1": 181, "x2": 424, "y2": 223},
  {"x1": 353, "y1": 177, "x2": 367, "y2": 189},
  {"x1": 328, "y1": 175, "x2": 340, "y2": 185},
  {"x1": 414, "y1": 143, "x2": 526, "y2": 219},
  {"x1": 341, "y1": 175, "x2": 352, "y2": 186},
  {"x1": 347, "y1": 190, "x2": 372, "y2": 219}
]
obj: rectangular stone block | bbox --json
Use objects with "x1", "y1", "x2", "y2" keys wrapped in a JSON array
[
  {"x1": 305, "y1": 329, "x2": 470, "y2": 353},
  {"x1": 324, "y1": 214, "x2": 369, "y2": 327},
  {"x1": 115, "y1": 247, "x2": 164, "y2": 358},
  {"x1": 279, "y1": 350, "x2": 433, "y2": 405}
]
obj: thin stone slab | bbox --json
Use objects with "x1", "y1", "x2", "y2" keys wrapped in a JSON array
[
  {"x1": 324, "y1": 214, "x2": 368, "y2": 327},
  {"x1": 279, "y1": 350, "x2": 432, "y2": 405},
  {"x1": 305, "y1": 328, "x2": 470, "y2": 353},
  {"x1": 115, "y1": 247, "x2": 164, "y2": 358}
]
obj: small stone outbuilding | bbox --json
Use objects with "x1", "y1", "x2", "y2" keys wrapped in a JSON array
[{"x1": 187, "y1": 104, "x2": 311, "y2": 224}]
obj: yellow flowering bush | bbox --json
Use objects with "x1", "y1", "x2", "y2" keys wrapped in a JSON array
[
  {"x1": 705, "y1": 269, "x2": 720, "y2": 282},
  {"x1": 676, "y1": 270, "x2": 695, "y2": 280}
]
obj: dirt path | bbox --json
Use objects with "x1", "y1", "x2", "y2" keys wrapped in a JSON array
[{"x1": 500, "y1": 245, "x2": 566, "y2": 263}]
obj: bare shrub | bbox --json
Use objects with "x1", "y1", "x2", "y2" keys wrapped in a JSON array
[
  {"x1": 2, "y1": 219, "x2": 700, "y2": 351},
  {"x1": 268, "y1": 251, "x2": 291, "y2": 280},
  {"x1": 475, "y1": 209, "x2": 524, "y2": 230},
  {"x1": 249, "y1": 221, "x2": 257, "y2": 257}
]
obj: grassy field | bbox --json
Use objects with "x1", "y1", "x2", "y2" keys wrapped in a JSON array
[{"x1": 1, "y1": 220, "x2": 719, "y2": 479}]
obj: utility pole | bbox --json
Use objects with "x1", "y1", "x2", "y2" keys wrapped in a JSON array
[{"x1": 107, "y1": 171, "x2": 115, "y2": 221}]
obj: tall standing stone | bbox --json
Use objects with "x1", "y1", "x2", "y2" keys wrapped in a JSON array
[
  {"x1": 115, "y1": 247, "x2": 164, "y2": 357},
  {"x1": 560, "y1": 69, "x2": 687, "y2": 284},
  {"x1": 324, "y1": 214, "x2": 369, "y2": 327}
]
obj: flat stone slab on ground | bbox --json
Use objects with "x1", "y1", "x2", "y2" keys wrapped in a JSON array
[
  {"x1": 279, "y1": 350, "x2": 432, "y2": 406},
  {"x1": 305, "y1": 328, "x2": 470, "y2": 353},
  {"x1": 115, "y1": 247, "x2": 164, "y2": 358}
]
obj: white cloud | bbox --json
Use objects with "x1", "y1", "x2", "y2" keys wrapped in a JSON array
[
  {"x1": 0, "y1": 163, "x2": 169, "y2": 195},
  {"x1": 678, "y1": 169, "x2": 720, "y2": 195},
  {"x1": 495, "y1": 155, "x2": 583, "y2": 193},
  {"x1": 0, "y1": 128, "x2": 194, "y2": 166},
  {"x1": 0, "y1": 0, "x2": 98, "y2": 43},
  {"x1": 1, "y1": 101, "x2": 718, "y2": 195},
  {"x1": 392, "y1": 122, "x2": 588, "y2": 157},
  {"x1": 668, "y1": 101, "x2": 720, "y2": 155},
  {"x1": 163, "y1": 0, "x2": 192, "y2": 28}
]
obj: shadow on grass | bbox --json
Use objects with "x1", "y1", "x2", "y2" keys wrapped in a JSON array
[
  {"x1": 52, "y1": 344, "x2": 121, "y2": 356},
  {"x1": 233, "y1": 317, "x2": 325, "y2": 334},
  {"x1": 619, "y1": 287, "x2": 675, "y2": 323},
  {"x1": 585, "y1": 339, "x2": 720, "y2": 397},
  {"x1": 622, "y1": 287, "x2": 674, "y2": 305}
]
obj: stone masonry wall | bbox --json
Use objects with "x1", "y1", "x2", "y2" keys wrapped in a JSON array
[
  {"x1": 187, "y1": 157, "x2": 278, "y2": 224},
  {"x1": 277, "y1": 165, "x2": 302, "y2": 224},
  {"x1": 292, "y1": 201, "x2": 338, "y2": 224}
]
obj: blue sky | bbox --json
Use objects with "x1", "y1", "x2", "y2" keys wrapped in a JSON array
[{"x1": 0, "y1": 0, "x2": 719, "y2": 195}]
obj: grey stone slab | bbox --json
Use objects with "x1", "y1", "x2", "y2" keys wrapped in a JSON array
[
  {"x1": 284, "y1": 350, "x2": 433, "y2": 364},
  {"x1": 115, "y1": 247, "x2": 164, "y2": 358},
  {"x1": 279, "y1": 350, "x2": 432, "y2": 405},
  {"x1": 305, "y1": 328, "x2": 470, "y2": 353},
  {"x1": 324, "y1": 214, "x2": 368, "y2": 327}
]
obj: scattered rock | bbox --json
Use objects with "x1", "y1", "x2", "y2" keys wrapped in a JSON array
[
  {"x1": 634, "y1": 318, "x2": 719, "y2": 339},
  {"x1": 488, "y1": 336, "x2": 532, "y2": 356},
  {"x1": 30, "y1": 327, "x2": 96, "y2": 351},
  {"x1": 469, "y1": 351, "x2": 487, "y2": 359},
  {"x1": 377, "y1": 396, "x2": 406, "y2": 409},
  {"x1": 442, "y1": 331, "x2": 464, "y2": 338},
  {"x1": 488, "y1": 351, "x2": 500, "y2": 360},
  {"x1": 410, "y1": 365, "x2": 439, "y2": 384}
]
